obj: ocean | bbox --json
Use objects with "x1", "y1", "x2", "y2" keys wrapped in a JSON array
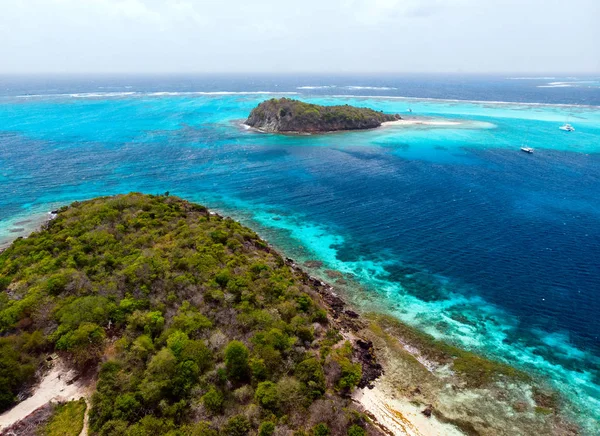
[{"x1": 0, "y1": 74, "x2": 599, "y2": 431}]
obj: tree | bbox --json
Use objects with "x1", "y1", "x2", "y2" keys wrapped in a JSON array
[
  {"x1": 222, "y1": 415, "x2": 251, "y2": 436},
  {"x1": 258, "y1": 421, "x2": 276, "y2": 436},
  {"x1": 313, "y1": 423, "x2": 330, "y2": 436},
  {"x1": 295, "y1": 357, "x2": 326, "y2": 399},
  {"x1": 337, "y1": 360, "x2": 362, "y2": 391},
  {"x1": 201, "y1": 386, "x2": 224, "y2": 414},
  {"x1": 224, "y1": 340, "x2": 249, "y2": 382},
  {"x1": 347, "y1": 425, "x2": 366, "y2": 436},
  {"x1": 254, "y1": 381, "x2": 278, "y2": 411}
]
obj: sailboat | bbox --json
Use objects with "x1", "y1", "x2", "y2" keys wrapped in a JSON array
[
  {"x1": 559, "y1": 123, "x2": 575, "y2": 132},
  {"x1": 560, "y1": 115, "x2": 575, "y2": 131},
  {"x1": 521, "y1": 127, "x2": 533, "y2": 153}
]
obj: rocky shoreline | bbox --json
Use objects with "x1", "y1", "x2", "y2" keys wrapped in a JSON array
[{"x1": 280, "y1": 255, "x2": 384, "y2": 389}]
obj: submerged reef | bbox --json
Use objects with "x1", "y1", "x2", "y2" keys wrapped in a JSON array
[{"x1": 245, "y1": 98, "x2": 400, "y2": 133}]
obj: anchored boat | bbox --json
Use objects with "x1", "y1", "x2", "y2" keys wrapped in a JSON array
[{"x1": 559, "y1": 123, "x2": 575, "y2": 132}]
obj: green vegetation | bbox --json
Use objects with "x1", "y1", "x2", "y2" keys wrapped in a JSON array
[
  {"x1": 0, "y1": 193, "x2": 372, "y2": 434},
  {"x1": 44, "y1": 399, "x2": 87, "y2": 436},
  {"x1": 313, "y1": 423, "x2": 331, "y2": 436},
  {"x1": 347, "y1": 425, "x2": 366, "y2": 436},
  {"x1": 246, "y1": 98, "x2": 399, "y2": 133}
]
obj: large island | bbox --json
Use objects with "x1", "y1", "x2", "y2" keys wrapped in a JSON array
[{"x1": 245, "y1": 98, "x2": 401, "y2": 133}]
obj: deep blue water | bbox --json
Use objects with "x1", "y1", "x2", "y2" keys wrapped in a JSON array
[{"x1": 1, "y1": 74, "x2": 599, "y2": 431}]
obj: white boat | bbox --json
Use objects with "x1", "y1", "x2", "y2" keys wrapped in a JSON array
[
  {"x1": 559, "y1": 123, "x2": 575, "y2": 132},
  {"x1": 521, "y1": 147, "x2": 534, "y2": 153}
]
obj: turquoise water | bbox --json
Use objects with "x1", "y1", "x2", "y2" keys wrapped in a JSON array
[{"x1": 1, "y1": 76, "x2": 599, "y2": 432}]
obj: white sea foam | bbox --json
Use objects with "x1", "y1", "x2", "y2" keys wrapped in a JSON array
[
  {"x1": 297, "y1": 85, "x2": 337, "y2": 90},
  {"x1": 12, "y1": 91, "x2": 300, "y2": 99},
  {"x1": 69, "y1": 92, "x2": 137, "y2": 98},
  {"x1": 537, "y1": 84, "x2": 573, "y2": 88},
  {"x1": 327, "y1": 94, "x2": 598, "y2": 108},
  {"x1": 507, "y1": 76, "x2": 557, "y2": 80},
  {"x1": 538, "y1": 80, "x2": 600, "y2": 89},
  {"x1": 344, "y1": 86, "x2": 397, "y2": 90}
]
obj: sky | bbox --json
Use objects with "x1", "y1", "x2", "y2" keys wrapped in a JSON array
[{"x1": 1, "y1": 0, "x2": 598, "y2": 74}]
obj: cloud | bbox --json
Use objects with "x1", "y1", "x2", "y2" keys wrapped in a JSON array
[{"x1": 0, "y1": 0, "x2": 598, "y2": 73}]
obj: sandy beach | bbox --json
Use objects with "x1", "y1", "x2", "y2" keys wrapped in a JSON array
[
  {"x1": 354, "y1": 384, "x2": 464, "y2": 436},
  {"x1": 0, "y1": 359, "x2": 89, "y2": 432},
  {"x1": 381, "y1": 118, "x2": 463, "y2": 127}
]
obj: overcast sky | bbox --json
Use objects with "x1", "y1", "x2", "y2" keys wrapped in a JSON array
[{"x1": 1, "y1": 0, "x2": 598, "y2": 74}]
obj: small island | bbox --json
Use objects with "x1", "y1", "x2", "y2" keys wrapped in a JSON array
[{"x1": 245, "y1": 98, "x2": 401, "y2": 133}]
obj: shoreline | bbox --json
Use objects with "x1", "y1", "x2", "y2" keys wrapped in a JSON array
[
  {"x1": 0, "y1": 210, "x2": 58, "y2": 251},
  {"x1": 240, "y1": 116, "x2": 463, "y2": 136},
  {"x1": 0, "y1": 201, "x2": 581, "y2": 436},
  {"x1": 0, "y1": 203, "x2": 460, "y2": 436}
]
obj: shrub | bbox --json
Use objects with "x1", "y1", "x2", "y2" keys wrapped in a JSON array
[
  {"x1": 202, "y1": 386, "x2": 224, "y2": 414},
  {"x1": 258, "y1": 421, "x2": 276, "y2": 436},
  {"x1": 180, "y1": 422, "x2": 218, "y2": 436},
  {"x1": 276, "y1": 377, "x2": 304, "y2": 412},
  {"x1": 0, "y1": 338, "x2": 37, "y2": 412},
  {"x1": 215, "y1": 269, "x2": 231, "y2": 288},
  {"x1": 255, "y1": 381, "x2": 279, "y2": 411},
  {"x1": 44, "y1": 272, "x2": 70, "y2": 296},
  {"x1": 55, "y1": 322, "x2": 106, "y2": 364},
  {"x1": 180, "y1": 339, "x2": 212, "y2": 373},
  {"x1": 124, "y1": 415, "x2": 175, "y2": 435},
  {"x1": 172, "y1": 303, "x2": 212, "y2": 335},
  {"x1": 313, "y1": 423, "x2": 330, "y2": 436},
  {"x1": 249, "y1": 357, "x2": 268, "y2": 381},
  {"x1": 225, "y1": 340, "x2": 250, "y2": 382},
  {"x1": 222, "y1": 415, "x2": 251, "y2": 436},
  {"x1": 347, "y1": 425, "x2": 366, "y2": 436},
  {"x1": 296, "y1": 294, "x2": 312, "y2": 312},
  {"x1": 167, "y1": 330, "x2": 189, "y2": 358},
  {"x1": 337, "y1": 360, "x2": 362, "y2": 391},
  {"x1": 295, "y1": 358, "x2": 326, "y2": 399},
  {"x1": 114, "y1": 393, "x2": 141, "y2": 422}
]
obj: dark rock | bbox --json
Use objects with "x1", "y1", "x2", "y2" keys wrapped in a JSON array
[
  {"x1": 513, "y1": 402, "x2": 527, "y2": 413},
  {"x1": 325, "y1": 269, "x2": 344, "y2": 279},
  {"x1": 421, "y1": 405, "x2": 433, "y2": 418},
  {"x1": 354, "y1": 339, "x2": 384, "y2": 389},
  {"x1": 345, "y1": 310, "x2": 360, "y2": 319},
  {"x1": 304, "y1": 260, "x2": 323, "y2": 268}
]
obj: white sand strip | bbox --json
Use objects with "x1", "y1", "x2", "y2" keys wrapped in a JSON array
[
  {"x1": 0, "y1": 360, "x2": 88, "y2": 430},
  {"x1": 382, "y1": 119, "x2": 462, "y2": 127},
  {"x1": 353, "y1": 384, "x2": 464, "y2": 436}
]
